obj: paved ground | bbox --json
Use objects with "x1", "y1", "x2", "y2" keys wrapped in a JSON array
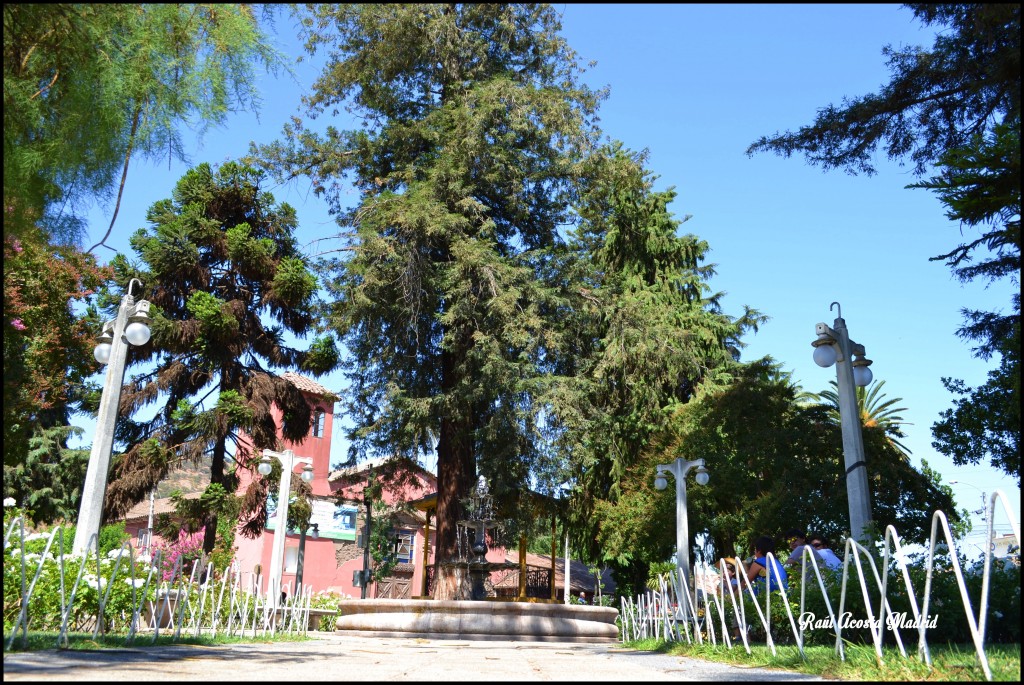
[{"x1": 3, "y1": 632, "x2": 826, "y2": 681}]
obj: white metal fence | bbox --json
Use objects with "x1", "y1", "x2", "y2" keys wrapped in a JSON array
[
  {"x1": 619, "y1": 490, "x2": 1020, "y2": 681},
  {"x1": 3, "y1": 517, "x2": 315, "y2": 649}
]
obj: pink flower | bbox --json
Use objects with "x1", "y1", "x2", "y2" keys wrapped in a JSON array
[{"x1": 11, "y1": 319, "x2": 26, "y2": 331}]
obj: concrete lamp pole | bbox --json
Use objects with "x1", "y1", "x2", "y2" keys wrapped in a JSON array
[
  {"x1": 258, "y1": 449, "x2": 314, "y2": 606},
  {"x1": 812, "y1": 302, "x2": 874, "y2": 543},
  {"x1": 73, "y1": 279, "x2": 152, "y2": 555},
  {"x1": 654, "y1": 457, "x2": 709, "y2": 621}
]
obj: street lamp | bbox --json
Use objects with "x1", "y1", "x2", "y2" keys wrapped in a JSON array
[
  {"x1": 73, "y1": 279, "x2": 151, "y2": 555},
  {"x1": 357, "y1": 469, "x2": 375, "y2": 599},
  {"x1": 654, "y1": 457, "x2": 709, "y2": 620},
  {"x1": 259, "y1": 448, "x2": 314, "y2": 604},
  {"x1": 949, "y1": 480, "x2": 991, "y2": 551},
  {"x1": 294, "y1": 522, "x2": 319, "y2": 594},
  {"x1": 811, "y1": 302, "x2": 873, "y2": 542}
]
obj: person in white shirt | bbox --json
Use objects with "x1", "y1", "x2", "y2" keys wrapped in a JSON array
[
  {"x1": 807, "y1": 534, "x2": 843, "y2": 571},
  {"x1": 783, "y1": 527, "x2": 824, "y2": 568}
]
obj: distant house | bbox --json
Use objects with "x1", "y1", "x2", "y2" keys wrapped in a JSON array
[{"x1": 992, "y1": 533, "x2": 1020, "y2": 560}]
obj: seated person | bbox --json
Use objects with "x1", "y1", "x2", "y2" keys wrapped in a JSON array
[
  {"x1": 746, "y1": 535, "x2": 788, "y2": 594},
  {"x1": 783, "y1": 527, "x2": 824, "y2": 568},
  {"x1": 807, "y1": 534, "x2": 843, "y2": 571},
  {"x1": 720, "y1": 557, "x2": 740, "y2": 588}
]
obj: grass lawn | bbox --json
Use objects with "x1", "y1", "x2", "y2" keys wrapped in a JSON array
[
  {"x1": 625, "y1": 638, "x2": 1021, "y2": 681},
  {"x1": 2, "y1": 630, "x2": 315, "y2": 652}
]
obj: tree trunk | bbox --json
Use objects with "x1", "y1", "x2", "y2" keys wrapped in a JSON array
[
  {"x1": 203, "y1": 432, "x2": 227, "y2": 555},
  {"x1": 431, "y1": 342, "x2": 476, "y2": 600}
]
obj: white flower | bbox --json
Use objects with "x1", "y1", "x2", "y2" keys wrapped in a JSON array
[
  {"x1": 3, "y1": 497, "x2": 15, "y2": 508},
  {"x1": 83, "y1": 574, "x2": 106, "y2": 590}
]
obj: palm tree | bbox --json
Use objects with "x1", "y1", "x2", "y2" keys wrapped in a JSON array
[{"x1": 813, "y1": 379, "x2": 913, "y2": 457}]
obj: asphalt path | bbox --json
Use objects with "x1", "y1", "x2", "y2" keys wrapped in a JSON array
[{"x1": 3, "y1": 633, "x2": 827, "y2": 681}]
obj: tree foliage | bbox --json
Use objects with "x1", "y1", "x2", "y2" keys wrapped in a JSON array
[
  {"x1": 100, "y1": 161, "x2": 338, "y2": 554},
  {"x1": 3, "y1": 3, "x2": 286, "y2": 526},
  {"x1": 549, "y1": 145, "x2": 764, "y2": 584},
  {"x1": 2, "y1": 228, "x2": 109, "y2": 496},
  {"x1": 746, "y1": 4, "x2": 1019, "y2": 176},
  {"x1": 597, "y1": 359, "x2": 960, "y2": 595},
  {"x1": 746, "y1": 4, "x2": 1020, "y2": 482},
  {"x1": 813, "y1": 379, "x2": 913, "y2": 456},
  {"x1": 912, "y1": 120, "x2": 1021, "y2": 483},
  {"x1": 3, "y1": 3, "x2": 284, "y2": 247},
  {"x1": 2, "y1": 424, "x2": 90, "y2": 526},
  {"x1": 257, "y1": 3, "x2": 604, "y2": 596}
]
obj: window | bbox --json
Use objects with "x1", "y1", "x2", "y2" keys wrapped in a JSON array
[
  {"x1": 285, "y1": 545, "x2": 298, "y2": 573},
  {"x1": 312, "y1": 409, "x2": 326, "y2": 438},
  {"x1": 394, "y1": 529, "x2": 415, "y2": 564},
  {"x1": 336, "y1": 506, "x2": 358, "y2": 532}
]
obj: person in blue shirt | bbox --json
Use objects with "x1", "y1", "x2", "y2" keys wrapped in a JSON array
[{"x1": 745, "y1": 535, "x2": 788, "y2": 594}]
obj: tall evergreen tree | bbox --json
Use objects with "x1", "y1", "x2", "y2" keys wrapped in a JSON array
[
  {"x1": 101, "y1": 161, "x2": 338, "y2": 554},
  {"x1": 257, "y1": 4, "x2": 602, "y2": 597},
  {"x1": 746, "y1": 4, "x2": 1020, "y2": 481},
  {"x1": 546, "y1": 145, "x2": 764, "y2": 586}
]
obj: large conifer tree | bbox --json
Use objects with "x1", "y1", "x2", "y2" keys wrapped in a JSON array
[
  {"x1": 550, "y1": 145, "x2": 764, "y2": 588},
  {"x1": 258, "y1": 4, "x2": 603, "y2": 596},
  {"x1": 102, "y1": 161, "x2": 337, "y2": 554}
]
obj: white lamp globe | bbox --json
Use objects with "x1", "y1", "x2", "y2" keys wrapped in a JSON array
[
  {"x1": 654, "y1": 475, "x2": 668, "y2": 491},
  {"x1": 301, "y1": 464, "x2": 315, "y2": 482},
  {"x1": 853, "y1": 364, "x2": 873, "y2": 387},
  {"x1": 257, "y1": 459, "x2": 273, "y2": 476},
  {"x1": 813, "y1": 344, "x2": 837, "y2": 368},
  {"x1": 94, "y1": 342, "x2": 112, "y2": 365},
  {"x1": 695, "y1": 468, "x2": 710, "y2": 486},
  {"x1": 124, "y1": 321, "x2": 151, "y2": 346}
]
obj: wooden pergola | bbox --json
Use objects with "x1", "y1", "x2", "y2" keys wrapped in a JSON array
[{"x1": 410, "y1": 490, "x2": 565, "y2": 601}]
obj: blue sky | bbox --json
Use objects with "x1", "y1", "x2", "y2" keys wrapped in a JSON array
[{"x1": 76, "y1": 5, "x2": 1019, "y2": 550}]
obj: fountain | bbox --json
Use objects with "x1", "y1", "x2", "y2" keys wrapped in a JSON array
[
  {"x1": 335, "y1": 477, "x2": 619, "y2": 642},
  {"x1": 457, "y1": 476, "x2": 501, "y2": 601}
]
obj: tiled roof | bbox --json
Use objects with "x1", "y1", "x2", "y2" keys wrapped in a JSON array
[
  {"x1": 281, "y1": 372, "x2": 337, "y2": 399},
  {"x1": 121, "y1": 491, "x2": 202, "y2": 522},
  {"x1": 328, "y1": 455, "x2": 436, "y2": 483}
]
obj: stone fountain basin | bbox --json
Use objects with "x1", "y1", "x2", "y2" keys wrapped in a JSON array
[{"x1": 335, "y1": 599, "x2": 619, "y2": 643}]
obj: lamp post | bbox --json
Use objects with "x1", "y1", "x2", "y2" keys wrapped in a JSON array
[
  {"x1": 949, "y1": 480, "x2": 991, "y2": 552},
  {"x1": 654, "y1": 457, "x2": 709, "y2": 620},
  {"x1": 358, "y1": 473, "x2": 374, "y2": 599},
  {"x1": 258, "y1": 448, "x2": 314, "y2": 604},
  {"x1": 294, "y1": 522, "x2": 319, "y2": 594},
  {"x1": 73, "y1": 279, "x2": 151, "y2": 555},
  {"x1": 811, "y1": 302, "x2": 874, "y2": 542}
]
